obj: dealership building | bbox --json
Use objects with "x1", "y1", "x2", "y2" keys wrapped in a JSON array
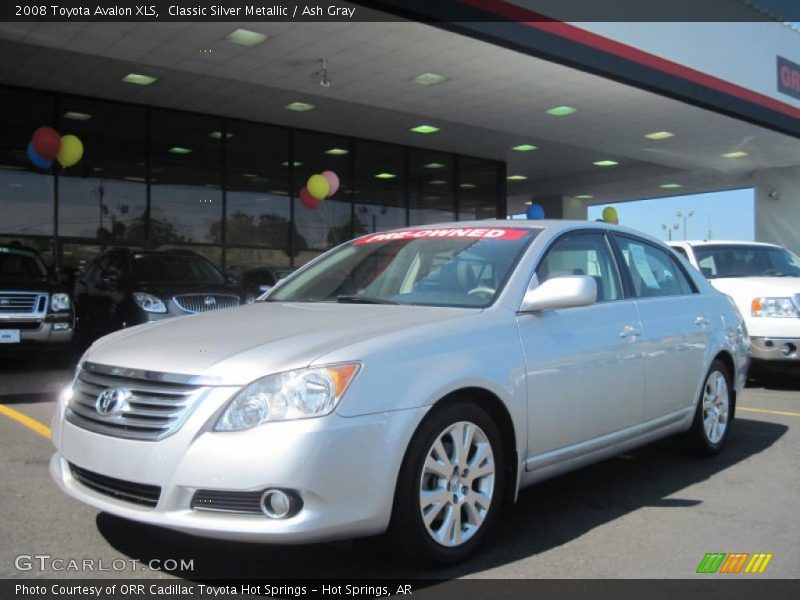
[{"x1": 0, "y1": 0, "x2": 798, "y2": 272}]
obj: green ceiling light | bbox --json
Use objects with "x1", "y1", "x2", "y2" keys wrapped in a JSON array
[
  {"x1": 410, "y1": 124, "x2": 440, "y2": 134},
  {"x1": 225, "y1": 28, "x2": 268, "y2": 47},
  {"x1": 459, "y1": 183, "x2": 476, "y2": 189},
  {"x1": 512, "y1": 144, "x2": 538, "y2": 152},
  {"x1": 122, "y1": 73, "x2": 157, "y2": 86},
  {"x1": 375, "y1": 172, "x2": 397, "y2": 179},
  {"x1": 659, "y1": 183, "x2": 683, "y2": 189},
  {"x1": 424, "y1": 162, "x2": 445, "y2": 169},
  {"x1": 168, "y1": 146, "x2": 192, "y2": 155},
  {"x1": 644, "y1": 131, "x2": 674, "y2": 140},
  {"x1": 63, "y1": 111, "x2": 92, "y2": 121},
  {"x1": 722, "y1": 151, "x2": 748, "y2": 158},
  {"x1": 281, "y1": 161, "x2": 303, "y2": 167},
  {"x1": 545, "y1": 106, "x2": 577, "y2": 116},
  {"x1": 411, "y1": 72, "x2": 448, "y2": 86},
  {"x1": 507, "y1": 175, "x2": 528, "y2": 181},
  {"x1": 285, "y1": 102, "x2": 316, "y2": 112},
  {"x1": 325, "y1": 148, "x2": 349, "y2": 155},
  {"x1": 574, "y1": 194, "x2": 594, "y2": 199},
  {"x1": 429, "y1": 180, "x2": 447, "y2": 185},
  {"x1": 593, "y1": 160, "x2": 618, "y2": 167}
]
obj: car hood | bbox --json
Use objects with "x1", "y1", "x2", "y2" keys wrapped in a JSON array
[
  {"x1": 85, "y1": 302, "x2": 473, "y2": 385},
  {"x1": 709, "y1": 277, "x2": 800, "y2": 300}
]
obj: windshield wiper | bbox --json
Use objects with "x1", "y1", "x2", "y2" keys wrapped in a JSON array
[{"x1": 336, "y1": 295, "x2": 398, "y2": 305}]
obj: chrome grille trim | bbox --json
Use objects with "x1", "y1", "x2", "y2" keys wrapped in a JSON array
[
  {"x1": 65, "y1": 363, "x2": 213, "y2": 441},
  {"x1": 0, "y1": 292, "x2": 48, "y2": 318},
  {"x1": 173, "y1": 294, "x2": 240, "y2": 314},
  {"x1": 191, "y1": 490, "x2": 264, "y2": 515}
]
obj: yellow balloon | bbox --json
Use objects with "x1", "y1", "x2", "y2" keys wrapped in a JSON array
[
  {"x1": 602, "y1": 206, "x2": 619, "y2": 225},
  {"x1": 57, "y1": 135, "x2": 84, "y2": 168},
  {"x1": 307, "y1": 174, "x2": 330, "y2": 200}
]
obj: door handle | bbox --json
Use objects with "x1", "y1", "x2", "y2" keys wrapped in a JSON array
[
  {"x1": 619, "y1": 325, "x2": 642, "y2": 339},
  {"x1": 694, "y1": 316, "x2": 709, "y2": 328}
]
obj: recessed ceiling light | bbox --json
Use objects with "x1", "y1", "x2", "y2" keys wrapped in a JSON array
[
  {"x1": 63, "y1": 111, "x2": 92, "y2": 121},
  {"x1": 545, "y1": 106, "x2": 577, "y2": 116},
  {"x1": 659, "y1": 183, "x2": 683, "y2": 189},
  {"x1": 281, "y1": 161, "x2": 303, "y2": 167},
  {"x1": 524, "y1": 201, "x2": 533, "y2": 205},
  {"x1": 507, "y1": 175, "x2": 528, "y2": 181},
  {"x1": 209, "y1": 131, "x2": 233, "y2": 139},
  {"x1": 375, "y1": 172, "x2": 397, "y2": 179},
  {"x1": 574, "y1": 194, "x2": 594, "y2": 199},
  {"x1": 285, "y1": 102, "x2": 316, "y2": 112},
  {"x1": 424, "y1": 162, "x2": 445, "y2": 169},
  {"x1": 722, "y1": 151, "x2": 748, "y2": 158},
  {"x1": 644, "y1": 131, "x2": 674, "y2": 140},
  {"x1": 225, "y1": 28, "x2": 268, "y2": 47},
  {"x1": 593, "y1": 160, "x2": 618, "y2": 167},
  {"x1": 124, "y1": 176, "x2": 146, "y2": 182},
  {"x1": 411, "y1": 72, "x2": 448, "y2": 86},
  {"x1": 429, "y1": 180, "x2": 447, "y2": 185},
  {"x1": 325, "y1": 147, "x2": 349, "y2": 155},
  {"x1": 512, "y1": 144, "x2": 538, "y2": 152},
  {"x1": 122, "y1": 73, "x2": 157, "y2": 86},
  {"x1": 168, "y1": 146, "x2": 192, "y2": 155},
  {"x1": 242, "y1": 173, "x2": 259, "y2": 178},
  {"x1": 460, "y1": 183, "x2": 476, "y2": 189},
  {"x1": 410, "y1": 125, "x2": 440, "y2": 134}
]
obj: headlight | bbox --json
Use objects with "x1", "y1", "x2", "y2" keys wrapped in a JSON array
[
  {"x1": 51, "y1": 293, "x2": 71, "y2": 311},
  {"x1": 751, "y1": 297, "x2": 799, "y2": 318},
  {"x1": 133, "y1": 292, "x2": 167, "y2": 313},
  {"x1": 215, "y1": 363, "x2": 361, "y2": 432}
]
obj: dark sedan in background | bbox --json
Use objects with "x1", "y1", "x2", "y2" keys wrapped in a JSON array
[{"x1": 74, "y1": 248, "x2": 252, "y2": 345}]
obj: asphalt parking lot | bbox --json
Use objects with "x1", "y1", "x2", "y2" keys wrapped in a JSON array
[{"x1": 1, "y1": 355, "x2": 798, "y2": 580}]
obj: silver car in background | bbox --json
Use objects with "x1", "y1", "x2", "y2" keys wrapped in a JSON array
[{"x1": 51, "y1": 220, "x2": 749, "y2": 564}]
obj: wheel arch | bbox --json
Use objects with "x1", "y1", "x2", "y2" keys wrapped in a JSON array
[{"x1": 711, "y1": 349, "x2": 737, "y2": 418}]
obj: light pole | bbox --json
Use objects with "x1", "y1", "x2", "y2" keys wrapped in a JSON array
[
  {"x1": 661, "y1": 222, "x2": 679, "y2": 241},
  {"x1": 676, "y1": 210, "x2": 694, "y2": 240}
]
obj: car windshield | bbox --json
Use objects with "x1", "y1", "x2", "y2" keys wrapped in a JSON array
[
  {"x1": 693, "y1": 244, "x2": 800, "y2": 278},
  {"x1": 268, "y1": 227, "x2": 537, "y2": 308},
  {"x1": 0, "y1": 247, "x2": 47, "y2": 280},
  {"x1": 131, "y1": 254, "x2": 225, "y2": 283}
]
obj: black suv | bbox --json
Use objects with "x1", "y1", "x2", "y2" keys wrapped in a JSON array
[
  {"x1": 0, "y1": 243, "x2": 75, "y2": 352},
  {"x1": 74, "y1": 248, "x2": 251, "y2": 344}
]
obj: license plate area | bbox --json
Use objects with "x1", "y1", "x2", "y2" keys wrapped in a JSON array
[{"x1": 0, "y1": 329, "x2": 20, "y2": 343}]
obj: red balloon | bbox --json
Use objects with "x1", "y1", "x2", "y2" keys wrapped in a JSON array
[
  {"x1": 299, "y1": 187, "x2": 322, "y2": 210},
  {"x1": 32, "y1": 127, "x2": 61, "y2": 161}
]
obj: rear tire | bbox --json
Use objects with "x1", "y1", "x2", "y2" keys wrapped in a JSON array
[
  {"x1": 681, "y1": 359, "x2": 734, "y2": 456},
  {"x1": 386, "y1": 401, "x2": 505, "y2": 565}
]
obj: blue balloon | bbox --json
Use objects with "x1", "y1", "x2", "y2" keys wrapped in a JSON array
[
  {"x1": 27, "y1": 141, "x2": 52, "y2": 169},
  {"x1": 526, "y1": 203, "x2": 545, "y2": 220}
]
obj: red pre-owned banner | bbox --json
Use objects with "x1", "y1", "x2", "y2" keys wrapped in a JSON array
[{"x1": 353, "y1": 228, "x2": 530, "y2": 245}]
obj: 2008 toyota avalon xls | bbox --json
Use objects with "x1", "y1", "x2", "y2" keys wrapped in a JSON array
[{"x1": 50, "y1": 220, "x2": 749, "y2": 564}]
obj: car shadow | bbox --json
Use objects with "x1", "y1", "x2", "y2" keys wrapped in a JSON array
[
  {"x1": 746, "y1": 373, "x2": 800, "y2": 392},
  {"x1": 0, "y1": 392, "x2": 56, "y2": 405},
  {"x1": 96, "y1": 417, "x2": 787, "y2": 580}
]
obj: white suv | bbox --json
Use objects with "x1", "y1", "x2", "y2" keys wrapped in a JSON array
[{"x1": 669, "y1": 240, "x2": 800, "y2": 370}]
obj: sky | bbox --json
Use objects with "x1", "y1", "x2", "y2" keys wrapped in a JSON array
[{"x1": 586, "y1": 188, "x2": 755, "y2": 242}]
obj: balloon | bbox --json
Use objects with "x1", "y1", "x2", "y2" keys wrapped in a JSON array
[
  {"x1": 602, "y1": 206, "x2": 619, "y2": 225},
  {"x1": 321, "y1": 170, "x2": 339, "y2": 196},
  {"x1": 526, "y1": 203, "x2": 545, "y2": 220},
  {"x1": 27, "y1": 142, "x2": 52, "y2": 169},
  {"x1": 31, "y1": 126, "x2": 61, "y2": 160},
  {"x1": 56, "y1": 134, "x2": 84, "y2": 168},
  {"x1": 299, "y1": 187, "x2": 322, "y2": 210},
  {"x1": 307, "y1": 174, "x2": 330, "y2": 201}
]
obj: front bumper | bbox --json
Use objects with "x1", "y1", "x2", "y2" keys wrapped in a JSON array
[
  {"x1": 50, "y1": 386, "x2": 426, "y2": 543},
  {"x1": 0, "y1": 317, "x2": 74, "y2": 349},
  {"x1": 750, "y1": 336, "x2": 800, "y2": 362}
]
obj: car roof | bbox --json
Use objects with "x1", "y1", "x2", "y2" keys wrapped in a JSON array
[
  {"x1": 668, "y1": 240, "x2": 781, "y2": 248},
  {"x1": 0, "y1": 243, "x2": 42, "y2": 256}
]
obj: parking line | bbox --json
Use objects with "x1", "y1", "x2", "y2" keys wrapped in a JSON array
[
  {"x1": 738, "y1": 406, "x2": 800, "y2": 419},
  {"x1": 0, "y1": 405, "x2": 51, "y2": 439}
]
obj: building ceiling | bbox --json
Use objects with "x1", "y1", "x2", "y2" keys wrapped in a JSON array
[{"x1": 0, "y1": 18, "x2": 798, "y2": 215}]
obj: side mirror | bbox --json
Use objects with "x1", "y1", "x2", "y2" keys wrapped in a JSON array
[{"x1": 519, "y1": 276, "x2": 597, "y2": 313}]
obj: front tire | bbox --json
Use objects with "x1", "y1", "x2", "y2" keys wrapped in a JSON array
[
  {"x1": 387, "y1": 401, "x2": 505, "y2": 564},
  {"x1": 682, "y1": 360, "x2": 734, "y2": 455}
]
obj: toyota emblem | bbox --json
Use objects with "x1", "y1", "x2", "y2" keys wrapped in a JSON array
[
  {"x1": 204, "y1": 296, "x2": 216, "y2": 306},
  {"x1": 95, "y1": 387, "x2": 131, "y2": 415}
]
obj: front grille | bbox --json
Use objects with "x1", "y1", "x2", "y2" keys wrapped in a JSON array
[
  {"x1": 65, "y1": 362, "x2": 212, "y2": 441},
  {"x1": 173, "y1": 294, "x2": 240, "y2": 314},
  {"x1": 70, "y1": 463, "x2": 161, "y2": 508},
  {"x1": 0, "y1": 292, "x2": 47, "y2": 315},
  {"x1": 191, "y1": 490, "x2": 264, "y2": 514}
]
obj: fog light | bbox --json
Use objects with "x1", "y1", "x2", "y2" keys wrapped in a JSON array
[
  {"x1": 781, "y1": 343, "x2": 796, "y2": 357},
  {"x1": 260, "y1": 489, "x2": 297, "y2": 519},
  {"x1": 53, "y1": 322, "x2": 70, "y2": 331}
]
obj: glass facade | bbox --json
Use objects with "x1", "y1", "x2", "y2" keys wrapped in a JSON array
[{"x1": 0, "y1": 85, "x2": 504, "y2": 273}]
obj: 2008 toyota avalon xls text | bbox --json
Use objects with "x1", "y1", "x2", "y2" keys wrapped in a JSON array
[{"x1": 50, "y1": 220, "x2": 749, "y2": 564}]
